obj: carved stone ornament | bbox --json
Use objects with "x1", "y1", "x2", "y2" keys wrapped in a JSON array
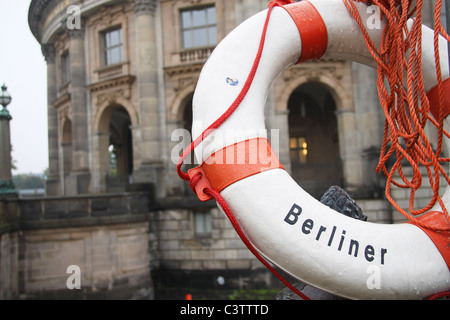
[
  {"x1": 68, "y1": 27, "x2": 85, "y2": 39},
  {"x1": 95, "y1": 89, "x2": 127, "y2": 106},
  {"x1": 41, "y1": 44, "x2": 56, "y2": 63},
  {"x1": 182, "y1": 0, "x2": 202, "y2": 4},
  {"x1": 133, "y1": 0, "x2": 157, "y2": 15},
  {"x1": 283, "y1": 60, "x2": 345, "y2": 82},
  {"x1": 174, "y1": 77, "x2": 197, "y2": 92},
  {"x1": 58, "y1": 105, "x2": 72, "y2": 124}
]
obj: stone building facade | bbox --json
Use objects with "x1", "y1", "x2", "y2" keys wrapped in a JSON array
[
  {"x1": 29, "y1": 0, "x2": 391, "y2": 199},
  {"x1": 0, "y1": 0, "x2": 440, "y2": 299}
]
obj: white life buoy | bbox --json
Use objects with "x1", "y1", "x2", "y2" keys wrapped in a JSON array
[{"x1": 186, "y1": 0, "x2": 450, "y2": 299}]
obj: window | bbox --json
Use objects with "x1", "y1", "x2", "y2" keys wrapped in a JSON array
[
  {"x1": 102, "y1": 27, "x2": 123, "y2": 66},
  {"x1": 194, "y1": 211, "x2": 212, "y2": 236},
  {"x1": 61, "y1": 52, "x2": 70, "y2": 85},
  {"x1": 181, "y1": 6, "x2": 217, "y2": 49},
  {"x1": 290, "y1": 137, "x2": 308, "y2": 164}
]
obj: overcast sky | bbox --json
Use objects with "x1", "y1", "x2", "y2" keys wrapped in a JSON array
[{"x1": 0, "y1": 0, "x2": 48, "y2": 175}]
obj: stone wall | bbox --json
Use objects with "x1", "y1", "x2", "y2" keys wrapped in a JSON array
[
  {"x1": 19, "y1": 222, "x2": 152, "y2": 299},
  {"x1": 0, "y1": 192, "x2": 155, "y2": 299},
  {"x1": 0, "y1": 232, "x2": 19, "y2": 299},
  {"x1": 155, "y1": 208, "x2": 262, "y2": 272},
  {"x1": 389, "y1": 165, "x2": 449, "y2": 223},
  {"x1": 0, "y1": 192, "x2": 274, "y2": 299},
  {"x1": 357, "y1": 199, "x2": 393, "y2": 224}
]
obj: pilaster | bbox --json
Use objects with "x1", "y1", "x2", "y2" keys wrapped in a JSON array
[
  {"x1": 42, "y1": 44, "x2": 61, "y2": 195},
  {"x1": 132, "y1": 0, "x2": 165, "y2": 194},
  {"x1": 67, "y1": 27, "x2": 90, "y2": 194}
]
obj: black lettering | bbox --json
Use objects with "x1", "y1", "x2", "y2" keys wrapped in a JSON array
[
  {"x1": 348, "y1": 239, "x2": 359, "y2": 257},
  {"x1": 365, "y1": 245, "x2": 375, "y2": 262},
  {"x1": 302, "y1": 219, "x2": 314, "y2": 234},
  {"x1": 316, "y1": 225, "x2": 326, "y2": 240},
  {"x1": 281, "y1": 208, "x2": 389, "y2": 266},
  {"x1": 338, "y1": 230, "x2": 346, "y2": 251},
  {"x1": 284, "y1": 204, "x2": 302, "y2": 225},
  {"x1": 327, "y1": 226, "x2": 337, "y2": 247},
  {"x1": 381, "y1": 248, "x2": 387, "y2": 265}
]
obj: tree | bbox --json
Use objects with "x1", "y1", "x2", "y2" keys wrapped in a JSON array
[{"x1": 12, "y1": 173, "x2": 45, "y2": 190}]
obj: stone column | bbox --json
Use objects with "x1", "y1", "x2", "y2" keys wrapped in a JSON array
[
  {"x1": 132, "y1": 0, "x2": 164, "y2": 192},
  {"x1": 91, "y1": 132, "x2": 109, "y2": 193},
  {"x1": 42, "y1": 44, "x2": 61, "y2": 195},
  {"x1": 235, "y1": 0, "x2": 265, "y2": 24},
  {"x1": 351, "y1": 62, "x2": 385, "y2": 198},
  {"x1": 336, "y1": 107, "x2": 362, "y2": 192},
  {"x1": 272, "y1": 110, "x2": 291, "y2": 172},
  {"x1": 67, "y1": 28, "x2": 90, "y2": 194}
]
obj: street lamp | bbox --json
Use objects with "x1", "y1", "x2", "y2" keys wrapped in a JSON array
[
  {"x1": 0, "y1": 84, "x2": 12, "y2": 120},
  {"x1": 0, "y1": 84, "x2": 12, "y2": 108},
  {"x1": 0, "y1": 83, "x2": 16, "y2": 195}
]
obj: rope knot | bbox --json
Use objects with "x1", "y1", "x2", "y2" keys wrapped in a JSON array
[{"x1": 189, "y1": 170, "x2": 203, "y2": 195}]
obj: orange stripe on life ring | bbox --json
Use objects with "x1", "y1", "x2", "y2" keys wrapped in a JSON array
[
  {"x1": 426, "y1": 78, "x2": 450, "y2": 121},
  {"x1": 408, "y1": 211, "x2": 450, "y2": 270},
  {"x1": 188, "y1": 138, "x2": 284, "y2": 201},
  {"x1": 280, "y1": 1, "x2": 328, "y2": 63}
]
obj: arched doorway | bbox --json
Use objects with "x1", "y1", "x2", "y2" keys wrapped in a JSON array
[
  {"x1": 288, "y1": 82, "x2": 342, "y2": 199},
  {"x1": 105, "y1": 106, "x2": 133, "y2": 191}
]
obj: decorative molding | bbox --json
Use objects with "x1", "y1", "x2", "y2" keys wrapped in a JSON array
[
  {"x1": 41, "y1": 44, "x2": 56, "y2": 63},
  {"x1": 182, "y1": 0, "x2": 203, "y2": 4},
  {"x1": 164, "y1": 63, "x2": 203, "y2": 76},
  {"x1": 173, "y1": 76, "x2": 197, "y2": 92},
  {"x1": 87, "y1": 5, "x2": 126, "y2": 29},
  {"x1": 88, "y1": 74, "x2": 136, "y2": 93},
  {"x1": 58, "y1": 105, "x2": 72, "y2": 123},
  {"x1": 53, "y1": 92, "x2": 71, "y2": 110},
  {"x1": 68, "y1": 27, "x2": 85, "y2": 39},
  {"x1": 133, "y1": 0, "x2": 157, "y2": 16},
  {"x1": 283, "y1": 59, "x2": 346, "y2": 82},
  {"x1": 95, "y1": 89, "x2": 128, "y2": 106}
]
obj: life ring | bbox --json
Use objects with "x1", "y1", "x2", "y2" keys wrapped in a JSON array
[{"x1": 187, "y1": 0, "x2": 450, "y2": 299}]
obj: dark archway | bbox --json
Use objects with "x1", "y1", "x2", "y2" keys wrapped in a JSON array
[
  {"x1": 288, "y1": 82, "x2": 342, "y2": 199},
  {"x1": 106, "y1": 106, "x2": 133, "y2": 191}
]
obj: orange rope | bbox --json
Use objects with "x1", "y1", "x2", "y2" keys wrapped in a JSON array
[
  {"x1": 178, "y1": 1, "x2": 310, "y2": 300},
  {"x1": 343, "y1": 0, "x2": 450, "y2": 231}
]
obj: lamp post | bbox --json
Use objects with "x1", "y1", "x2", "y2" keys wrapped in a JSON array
[{"x1": 0, "y1": 83, "x2": 17, "y2": 195}]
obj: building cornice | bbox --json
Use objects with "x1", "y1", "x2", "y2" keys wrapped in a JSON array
[
  {"x1": 87, "y1": 75, "x2": 136, "y2": 93},
  {"x1": 41, "y1": 43, "x2": 56, "y2": 63},
  {"x1": 28, "y1": 0, "x2": 123, "y2": 44},
  {"x1": 28, "y1": 0, "x2": 54, "y2": 43}
]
